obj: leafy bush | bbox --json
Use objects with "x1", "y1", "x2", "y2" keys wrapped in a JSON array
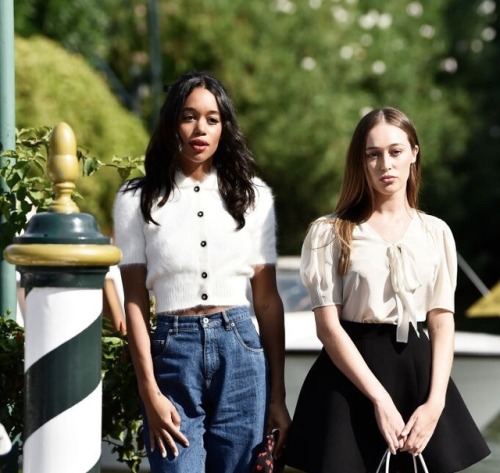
[
  {"x1": 14, "y1": 35, "x2": 149, "y2": 235},
  {"x1": 101, "y1": 319, "x2": 146, "y2": 471},
  {"x1": 0, "y1": 127, "x2": 144, "y2": 253},
  {"x1": 0, "y1": 318, "x2": 24, "y2": 444}
]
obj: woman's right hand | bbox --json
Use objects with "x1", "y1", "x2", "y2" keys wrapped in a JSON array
[
  {"x1": 313, "y1": 306, "x2": 407, "y2": 454},
  {"x1": 373, "y1": 396, "x2": 406, "y2": 455},
  {"x1": 142, "y1": 390, "x2": 190, "y2": 458}
]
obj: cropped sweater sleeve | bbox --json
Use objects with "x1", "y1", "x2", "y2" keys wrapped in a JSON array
[
  {"x1": 248, "y1": 178, "x2": 278, "y2": 266},
  {"x1": 112, "y1": 184, "x2": 146, "y2": 266}
]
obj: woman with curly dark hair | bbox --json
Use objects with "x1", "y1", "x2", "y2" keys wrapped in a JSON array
[{"x1": 113, "y1": 71, "x2": 290, "y2": 472}]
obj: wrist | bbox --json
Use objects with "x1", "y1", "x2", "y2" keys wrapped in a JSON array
[
  {"x1": 269, "y1": 384, "x2": 286, "y2": 403},
  {"x1": 370, "y1": 388, "x2": 392, "y2": 406},
  {"x1": 138, "y1": 383, "x2": 162, "y2": 402},
  {"x1": 426, "y1": 395, "x2": 445, "y2": 412}
]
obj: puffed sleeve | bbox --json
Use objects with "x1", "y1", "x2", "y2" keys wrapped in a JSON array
[
  {"x1": 428, "y1": 219, "x2": 457, "y2": 313},
  {"x1": 112, "y1": 184, "x2": 147, "y2": 266},
  {"x1": 248, "y1": 179, "x2": 277, "y2": 266},
  {"x1": 300, "y1": 217, "x2": 342, "y2": 309}
]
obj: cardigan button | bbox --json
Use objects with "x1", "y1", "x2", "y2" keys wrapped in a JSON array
[
  {"x1": 197, "y1": 211, "x2": 204, "y2": 217},
  {"x1": 201, "y1": 272, "x2": 208, "y2": 278},
  {"x1": 200, "y1": 241, "x2": 207, "y2": 247},
  {"x1": 201, "y1": 294, "x2": 208, "y2": 301},
  {"x1": 194, "y1": 186, "x2": 200, "y2": 192}
]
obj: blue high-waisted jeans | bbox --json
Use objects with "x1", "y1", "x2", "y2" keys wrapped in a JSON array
[{"x1": 144, "y1": 306, "x2": 269, "y2": 473}]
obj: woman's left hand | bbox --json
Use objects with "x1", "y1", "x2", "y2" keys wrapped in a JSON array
[
  {"x1": 266, "y1": 399, "x2": 291, "y2": 458},
  {"x1": 400, "y1": 401, "x2": 444, "y2": 455}
]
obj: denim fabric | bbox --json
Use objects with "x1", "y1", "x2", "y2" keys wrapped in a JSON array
[{"x1": 143, "y1": 306, "x2": 269, "y2": 473}]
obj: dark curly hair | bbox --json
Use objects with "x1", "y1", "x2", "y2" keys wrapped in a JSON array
[{"x1": 124, "y1": 71, "x2": 257, "y2": 229}]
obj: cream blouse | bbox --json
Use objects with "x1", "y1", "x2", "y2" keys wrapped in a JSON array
[{"x1": 300, "y1": 212, "x2": 457, "y2": 343}]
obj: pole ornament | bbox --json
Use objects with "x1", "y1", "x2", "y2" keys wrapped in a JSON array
[
  {"x1": 4, "y1": 123, "x2": 122, "y2": 269},
  {"x1": 47, "y1": 122, "x2": 80, "y2": 213}
]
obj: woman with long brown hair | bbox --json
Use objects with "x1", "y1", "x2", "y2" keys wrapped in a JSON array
[{"x1": 285, "y1": 108, "x2": 489, "y2": 472}]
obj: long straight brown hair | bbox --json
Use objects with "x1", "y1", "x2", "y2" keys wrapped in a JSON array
[{"x1": 333, "y1": 107, "x2": 422, "y2": 274}]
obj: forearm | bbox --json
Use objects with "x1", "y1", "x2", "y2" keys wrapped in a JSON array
[
  {"x1": 427, "y1": 309, "x2": 455, "y2": 408},
  {"x1": 255, "y1": 294, "x2": 286, "y2": 402},
  {"x1": 125, "y1": 303, "x2": 160, "y2": 400},
  {"x1": 315, "y1": 307, "x2": 391, "y2": 405},
  {"x1": 120, "y1": 265, "x2": 159, "y2": 401}
]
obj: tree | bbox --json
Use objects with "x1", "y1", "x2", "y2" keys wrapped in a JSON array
[
  {"x1": 12, "y1": 0, "x2": 500, "y2": 320},
  {"x1": 438, "y1": 0, "x2": 500, "y2": 313},
  {"x1": 14, "y1": 0, "x2": 150, "y2": 114},
  {"x1": 154, "y1": 1, "x2": 471, "y2": 250},
  {"x1": 13, "y1": 35, "x2": 148, "y2": 235}
]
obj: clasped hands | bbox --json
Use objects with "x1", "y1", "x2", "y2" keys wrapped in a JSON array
[{"x1": 375, "y1": 398, "x2": 443, "y2": 456}]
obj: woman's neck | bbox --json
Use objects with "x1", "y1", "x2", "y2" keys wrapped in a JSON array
[
  {"x1": 372, "y1": 191, "x2": 411, "y2": 217},
  {"x1": 178, "y1": 162, "x2": 213, "y2": 182}
]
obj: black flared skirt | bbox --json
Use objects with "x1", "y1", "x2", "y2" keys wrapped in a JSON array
[{"x1": 285, "y1": 321, "x2": 490, "y2": 473}]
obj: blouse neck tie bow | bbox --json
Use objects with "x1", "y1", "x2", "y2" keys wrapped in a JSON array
[{"x1": 388, "y1": 243, "x2": 422, "y2": 343}]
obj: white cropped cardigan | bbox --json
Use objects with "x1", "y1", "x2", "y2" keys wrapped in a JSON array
[{"x1": 113, "y1": 171, "x2": 277, "y2": 313}]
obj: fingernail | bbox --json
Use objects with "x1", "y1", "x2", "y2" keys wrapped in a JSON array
[{"x1": 162, "y1": 451, "x2": 167, "y2": 458}]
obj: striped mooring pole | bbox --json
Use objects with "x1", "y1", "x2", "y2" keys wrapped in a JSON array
[{"x1": 4, "y1": 123, "x2": 121, "y2": 473}]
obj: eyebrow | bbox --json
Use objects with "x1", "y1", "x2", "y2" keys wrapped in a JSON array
[
  {"x1": 365, "y1": 143, "x2": 406, "y2": 150},
  {"x1": 182, "y1": 106, "x2": 220, "y2": 115}
]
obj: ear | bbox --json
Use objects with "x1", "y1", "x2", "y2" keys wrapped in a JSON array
[{"x1": 411, "y1": 145, "x2": 419, "y2": 163}]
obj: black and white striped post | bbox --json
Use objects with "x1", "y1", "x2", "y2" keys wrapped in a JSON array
[{"x1": 4, "y1": 123, "x2": 121, "y2": 473}]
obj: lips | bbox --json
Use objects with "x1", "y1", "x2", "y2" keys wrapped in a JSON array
[
  {"x1": 380, "y1": 175, "x2": 396, "y2": 183},
  {"x1": 189, "y1": 139, "x2": 209, "y2": 153}
]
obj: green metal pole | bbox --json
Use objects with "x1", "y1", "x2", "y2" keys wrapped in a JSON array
[
  {"x1": 148, "y1": 0, "x2": 162, "y2": 128},
  {"x1": 0, "y1": 0, "x2": 17, "y2": 320}
]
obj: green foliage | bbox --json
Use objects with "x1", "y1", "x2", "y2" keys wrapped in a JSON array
[
  {"x1": 0, "y1": 127, "x2": 144, "y2": 253},
  {"x1": 101, "y1": 319, "x2": 146, "y2": 472},
  {"x1": 12, "y1": 2, "x2": 499, "y2": 275},
  {"x1": 13, "y1": 35, "x2": 149, "y2": 235},
  {"x1": 14, "y1": 0, "x2": 149, "y2": 99},
  {"x1": 11, "y1": 0, "x2": 500, "y2": 314},
  {"x1": 437, "y1": 0, "x2": 500, "y2": 296},
  {"x1": 0, "y1": 317, "x2": 147, "y2": 473},
  {"x1": 154, "y1": 0, "x2": 477, "y2": 253},
  {"x1": 0, "y1": 318, "x2": 24, "y2": 443},
  {"x1": 0, "y1": 127, "x2": 53, "y2": 251},
  {"x1": 14, "y1": 36, "x2": 148, "y2": 160}
]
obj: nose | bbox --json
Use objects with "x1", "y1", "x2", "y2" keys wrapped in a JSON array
[
  {"x1": 195, "y1": 118, "x2": 208, "y2": 135},
  {"x1": 381, "y1": 152, "x2": 392, "y2": 171}
]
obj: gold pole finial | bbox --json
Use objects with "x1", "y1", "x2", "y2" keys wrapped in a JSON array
[{"x1": 47, "y1": 122, "x2": 80, "y2": 213}]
